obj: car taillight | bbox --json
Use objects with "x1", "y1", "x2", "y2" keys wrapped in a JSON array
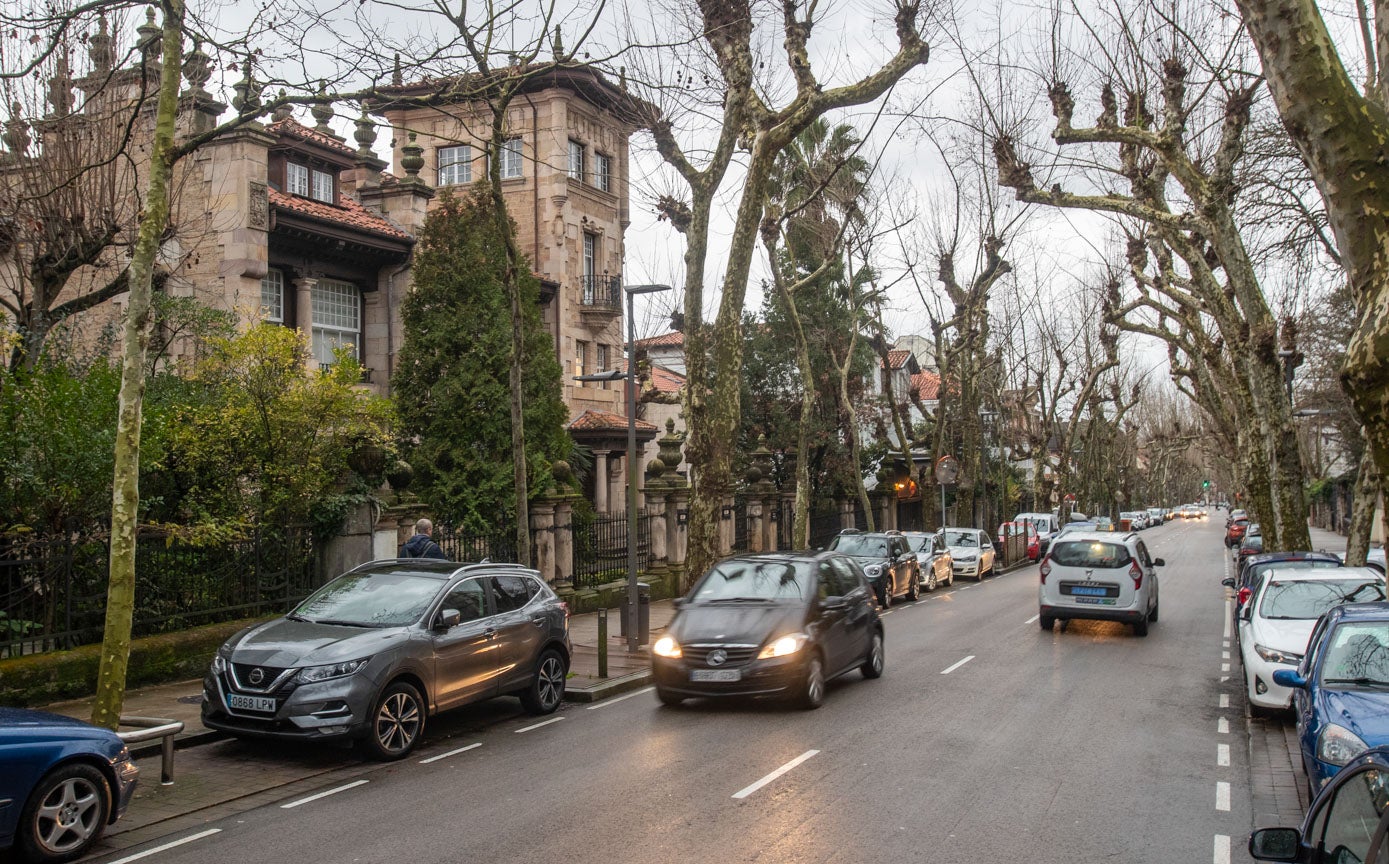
[
  {"x1": 1237, "y1": 587, "x2": 1251, "y2": 607},
  {"x1": 1040, "y1": 557, "x2": 1051, "y2": 584},
  {"x1": 1129, "y1": 560, "x2": 1143, "y2": 589}
]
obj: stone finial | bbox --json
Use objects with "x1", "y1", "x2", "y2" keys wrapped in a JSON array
[
  {"x1": 354, "y1": 106, "x2": 376, "y2": 157},
  {"x1": 310, "y1": 80, "x2": 336, "y2": 136},
  {"x1": 136, "y1": 7, "x2": 161, "y2": 57},
  {"x1": 181, "y1": 39, "x2": 212, "y2": 99},
  {"x1": 391, "y1": 53, "x2": 402, "y2": 86},
  {"x1": 88, "y1": 15, "x2": 114, "y2": 72},
  {"x1": 646, "y1": 457, "x2": 666, "y2": 482},
  {"x1": 46, "y1": 53, "x2": 74, "y2": 117},
  {"x1": 400, "y1": 132, "x2": 425, "y2": 180},
  {"x1": 231, "y1": 59, "x2": 260, "y2": 116},
  {"x1": 551, "y1": 460, "x2": 574, "y2": 485},
  {"x1": 271, "y1": 89, "x2": 293, "y2": 123},
  {"x1": 2, "y1": 101, "x2": 30, "y2": 159},
  {"x1": 552, "y1": 25, "x2": 564, "y2": 60},
  {"x1": 657, "y1": 418, "x2": 685, "y2": 475}
]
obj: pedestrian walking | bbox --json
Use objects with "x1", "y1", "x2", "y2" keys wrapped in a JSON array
[{"x1": 399, "y1": 518, "x2": 448, "y2": 560}]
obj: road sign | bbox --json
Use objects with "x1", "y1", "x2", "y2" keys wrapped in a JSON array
[
  {"x1": 934, "y1": 455, "x2": 959, "y2": 485},
  {"x1": 1064, "y1": 493, "x2": 1076, "y2": 504}
]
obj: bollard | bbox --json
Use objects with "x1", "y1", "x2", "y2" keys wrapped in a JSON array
[{"x1": 598, "y1": 607, "x2": 608, "y2": 678}]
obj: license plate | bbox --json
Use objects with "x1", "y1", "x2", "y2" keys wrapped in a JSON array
[
  {"x1": 1071, "y1": 586, "x2": 1109, "y2": 597},
  {"x1": 228, "y1": 693, "x2": 277, "y2": 713},
  {"x1": 690, "y1": 669, "x2": 741, "y2": 682},
  {"x1": 1074, "y1": 597, "x2": 1117, "y2": 606}
]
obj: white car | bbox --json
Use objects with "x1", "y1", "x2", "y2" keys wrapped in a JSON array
[
  {"x1": 1237, "y1": 567, "x2": 1386, "y2": 713},
  {"x1": 1038, "y1": 531, "x2": 1162, "y2": 636},
  {"x1": 1120, "y1": 511, "x2": 1149, "y2": 530},
  {"x1": 1146, "y1": 507, "x2": 1164, "y2": 525},
  {"x1": 942, "y1": 529, "x2": 995, "y2": 581},
  {"x1": 1013, "y1": 512, "x2": 1059, "y2": 552}
]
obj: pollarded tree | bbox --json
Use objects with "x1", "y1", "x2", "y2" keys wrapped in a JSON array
[{"x1": 394, "y1": 185, "x2": 571, "y2": 534}]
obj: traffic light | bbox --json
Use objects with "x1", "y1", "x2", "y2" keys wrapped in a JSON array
[{"x1": 1202, "y1": 480, "x2": 1210, "y2": 489}]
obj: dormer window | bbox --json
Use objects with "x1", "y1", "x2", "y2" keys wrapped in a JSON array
[
  {"x1": 287, "y1": 162, "x2": 309, "y2": 196},
  {"x1": 311, "y1": 169, "x2": 335, "y2": 203}
]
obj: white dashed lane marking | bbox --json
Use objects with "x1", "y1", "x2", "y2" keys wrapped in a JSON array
[
  {"x1": 106, "y1": 830, "x2": 222, "y2": 864},
  {"x1": 515, "y1": 717, "x2": 565, "y2": 734},
  {"x1": 940, "y1": 656, "x2": 975, "y2": 675},
  {"x1": 281, "y1": 780, "x2": 369, "y2": 809},
  {"x1": 732, "y1": 750, "x2": 820, "y2": 800}
]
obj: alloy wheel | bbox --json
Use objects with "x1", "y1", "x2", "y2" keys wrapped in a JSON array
[
  {"x1": 536, "y1": 655, "x2": 565, "y2": 711},
  {"x1": 870, "y1": 636, "x2": 884, "y2": 675},
  {"x1": 33, "y1": 777, "x2": 101, "y2": 855},
  {"x1": 804, "y1": 657, "x2": 824, "y2": 707},
  {"x1": 376, "y1": 691, "x2": 421, "y2": 754}
]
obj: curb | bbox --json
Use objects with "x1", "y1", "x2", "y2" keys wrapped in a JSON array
[
  {"x1": 128, "y1": 729, "x2": 227, "y2": 760},
  {"x1": 563, "y1": 670, "x2": 653, "y2": 704}
]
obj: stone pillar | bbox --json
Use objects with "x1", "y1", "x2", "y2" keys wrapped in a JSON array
[
  {"x1": 878, "y1": 492, "x2": 896, "y2": 532},
  {"x1": 554, "y1": 496, "x2": 575, "y2": 586},
  {"x1": 840, "y1": 498, "x2": 856, "y2": 530},
  {"x1": 644, "y1": 489, "x2": 668, "y2": 567},
  {"x1": 747, "y1": 497, "x2": 765, "y2": 553},
  {"x1": 609, "y1": 454, "x2": 625, "y2": 514},
  {"x1": 762, "y1": 495, "x2": 780, "y2": 552},
  {"x1": 530, "y1": 498, "x2": 557, "y2": 583},
  {"x1": 593, "y1": 450, "x2": 610, "y2": 513},
  {"x1": 293, "y1": 277, "x2": 317, "y2": 369},
  {"x1": 719, "y1": 495, "x2": 736, "y2": 555}
]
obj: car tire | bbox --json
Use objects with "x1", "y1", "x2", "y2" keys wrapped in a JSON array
[
  {"x1": 947, "y1": 571, "x2": 955, "y2": 587},
  {"x1": 1039, "y1": 615, "x2": 1055, "y2": 632},
  {"x1": 17, "y1": 763, "x2": 111, "y2": 864},
  {"x1": 797, "y1": 654, "x2": 826, "y2": 709},
  {"x1": 878, "y1": 583, "x2": 892, "y2": 609},
  {"x1": 1133, "y1": 620, "x2": 1149, "y2": 637},
  {"x1": 861, "y1": 631, "x2": 885, "y2": 679},
  {"x1": 656, "y1": 687, "x2": 684, "y2": 707},
  {"x1": 926, "y1": 570, "x2": 938, "y2": 592},
  {"x1": 1148, "y1": 601, "x2": 1159, "y2": 622},
  {"x1": 520, "y1": 649, "x2": 567, "y2": 715},
  {"x1": 907, "y1": 575, "x2": 920, "y2": 601},
  {"x1": 363, "y1": 680, "x2": 426, "y2": 760}
]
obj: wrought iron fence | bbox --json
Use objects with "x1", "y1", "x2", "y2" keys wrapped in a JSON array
[
  {"x1": 572, "y1": 510, "x2": 654, "y2": 589},
  {"x1": 0, "y1": 527, "x2": 319, "y2": 659},
  {"x1": 809, "y1": 511, "x2": 842, "y2": 550},
  {"x1": 432, "y1": 525, "x2": 518, "y2": 564},
  {"x1": 732, "y1": 497, "x2": 749, "y2": 551}
]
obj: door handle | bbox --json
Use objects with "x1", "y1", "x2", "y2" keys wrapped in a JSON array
[
  {"x1": 531, "y1": 616, "x2": 548, "y2": 627},
  {"x1": 483, "y1": 628, "x2": 497, "y2": 638}
]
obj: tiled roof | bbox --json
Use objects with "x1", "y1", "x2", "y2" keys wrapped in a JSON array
[
  {"x1": 269, "y1": 188, "x2": 413, "y2": 242},
  {"x1": 619, "y1": 361, "x2": 685, "y2": 395},
  {"x1": 635, "y1": 331, "x2": 684, "y2": 349},
  {"x1": 266, "y1": 117, "x2": 357, "y2": 156},
  {"x1": 912, "y1": 370, "x2": 941, "y2": 400},
  {"x1": 883, "y1": 349, "x2": 912, "y2": 370},
  {"x1": 568, "y1": 409, "x2": 659, "y2": 433}
]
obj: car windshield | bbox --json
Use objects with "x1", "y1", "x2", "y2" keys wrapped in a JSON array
[
  {"x1": 292, "y1": 569, "x2": 444, "y2": 627},
  {"x1": 1248, "y1": 560, "x2": 1341, "y2": 585},
  {"x1": 830, "y1": 535, "x2": 890, "y2": 557},
  {"x1": 905, "y1": 536, "x2": 932, "y2": 553},
  {"x1": 1321, "y1": 622, "x2": 1389, "y2": 686},
  {"x1": 944, "y1": 531, "x2": 978, "y2": 547},
  {"x1": 1258, "y1": 579, "x2": 1386, "y2": 620},
  {"x1": 1050, "y1": 540, "x2": 1133, "y2": 568},
  {"x1": 691, "y1": 559, "x2": 815, "y2": 602}
]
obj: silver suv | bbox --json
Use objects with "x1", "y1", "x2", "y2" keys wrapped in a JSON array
[
  {"x1": 202, "y1": 559, "x2": 571, "y2": 759},
  {"x1": 1038, "y1": 531, "x2": 1164, "y2": 636}
]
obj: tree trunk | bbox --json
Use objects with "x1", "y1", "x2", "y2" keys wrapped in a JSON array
[
  {"x1": 91, "y1": 0, "x2": 183, "y2": 730},
  {"x1": 774, "y1": 279, "x2": 815, "y2": 549},
  {"x1": 1347, "y1": 445, "x2": 1377, "y2": 565}
]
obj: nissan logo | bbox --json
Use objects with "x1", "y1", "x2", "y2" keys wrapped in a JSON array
[
  {"x1": 248, "y1": 668, "x2": 265, "y2": 685},
  {"x1": 707, "y1": 649, "x2": 728, "y2": 667}
]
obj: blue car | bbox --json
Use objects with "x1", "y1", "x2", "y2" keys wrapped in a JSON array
[
  {"x1": 1248, "y1": 745, "x2": 1389, "y2": 862},
  {"x1": 1274, "y1": 601, "x2": 1389, "y2": 795},
  {"x1": 0, "y1": 707, "x2": 140, "y2": 863}
]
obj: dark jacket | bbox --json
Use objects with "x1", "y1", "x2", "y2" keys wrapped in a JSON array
[{"x1": 399, "y1": 533, "x2": 447, "y2": 560}]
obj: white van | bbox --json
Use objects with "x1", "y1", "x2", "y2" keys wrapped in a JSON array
[{"x1": 1013, "y1": 512, "x2": 1060, "y2": 551}]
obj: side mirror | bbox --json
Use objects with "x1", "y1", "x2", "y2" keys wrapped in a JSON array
[
  {"x1": 818, "y1": 596, "x2": 849, "y2": 612},
  {"x1": 1222, "y1": 578, "x2": 1236, "y2": 588},
  {"x1": 673, "y1": 597, "x2": 686, "y2": 609},
  {"x1": 436, "y1": 608, "x2": 461, "y2": 630},
  {"x1": 1154, "y1": 558, "x2": 1166, "y2": 567},
  {"x1": 1272, "y1": 669, "x2": 1308, "y2": 690},
  {"x1": 1248, "y1": 827, "x2": 1301, "y2": 862}
]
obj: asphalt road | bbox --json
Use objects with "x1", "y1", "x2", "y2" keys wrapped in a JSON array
[{"x1": 88, "y1": 516, "x2": 1252, "y2": 864}]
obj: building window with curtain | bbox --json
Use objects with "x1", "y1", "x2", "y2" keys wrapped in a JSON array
[
  {"x1": 568, "y1": 140, "x2": 585, "y2": 181},
  {"x1": 438, "y1": 145, "x2": 472, "y2": 186},
  {"x1": 260, "y1": 270, "x2": 284, "y2": 323},
  {"x1": 311, "y1": 279, "x2": 361, "y2": 365},
  {"x1": 311, "y1": 169, "x2": 335, "y2": 203},
  {"x1": 286, "y1": 162, "x2": 309, "y2": 196},
  {"x1": 594, "y1": 153, "x2": 611, "y2": 192}
]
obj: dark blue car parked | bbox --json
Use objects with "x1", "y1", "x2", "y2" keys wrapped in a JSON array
[
  {"x1": 1274, "y1": 602, "x2": 1389, "y2": 796},
  {"x1": 0, "y1": 707, "x2": 139, "y2": 863},
  {"x1": 1249, "y1": 745, "x2": 1389, "y2": 862}
]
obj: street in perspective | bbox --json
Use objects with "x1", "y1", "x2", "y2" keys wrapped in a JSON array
[{"x1": 3, "y1": 0, "x2": 1389, "y2": 863}]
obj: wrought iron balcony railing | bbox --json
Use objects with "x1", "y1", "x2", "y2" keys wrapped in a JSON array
[{"x1": 580, "y1": 274, "x2": 622, "y2": 310}]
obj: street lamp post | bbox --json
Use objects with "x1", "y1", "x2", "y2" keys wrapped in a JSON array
[
  {"x1": 575, "y1": 282, "x2": 671, "y2": 653},
  {"x1": 979, "y1": 409, "x2": 999, "y2": 529}
]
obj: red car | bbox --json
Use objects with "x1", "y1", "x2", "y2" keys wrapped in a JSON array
[
  {"x1": 997, "y1": 522, "x2": 1041, "y2": 561},
  {"x1": 1225, "y1": 518, "x2": 1249, "y2": 548}
]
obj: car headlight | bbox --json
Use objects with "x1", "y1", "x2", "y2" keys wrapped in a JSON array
[
  {"x1": 652, "y1": 636, "x2": 682, "y2": 658},
  {"x1": 864, "y1": 564, "x2": 882, "y2": 576},
  {"x1": 211, "y1": 654, "x2": 228, "y2": 674},
  {"x1": 957, "y1": 554, "x2": 977, "y2": 562},
  {"x1": 1254, "y1": 644, "x2": 1303, "y2": 665},
  {"x1": 758, "y1": 633, "x2": 810, "y2": 659},
  {"x1": 1318, "y1": 724, "x2": 1369, "y2": 766},
  {"x1": 296, "y1": 658, "x2": 369, "y2": 684}
]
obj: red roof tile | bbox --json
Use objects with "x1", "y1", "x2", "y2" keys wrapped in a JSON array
[
  {"x1": 634, "y1": 331, "x2": 684, "y2": 349},
  {"x1": 266, "y1": 117, "x2": 357, "y2": 156},
  {"x1": 912, "y1": 370, "x2": 941, "y2": 400},
  {"x1": 568, "y1": 409, "x2": 659, "y2": 433},
  {"x1": 883, "y1": 349, "x2": 912, "y2": 370},
  {"x1": 619, "y1": 361, "x2": 685, "y2": 395},
  {"x1": 269, "y1": 188, "x2": 413, "y2": 242}
]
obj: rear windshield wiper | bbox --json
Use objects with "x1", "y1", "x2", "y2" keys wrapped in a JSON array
[{"x1": 1324, "y1": 677, "x2": 1389, "y2": 688}]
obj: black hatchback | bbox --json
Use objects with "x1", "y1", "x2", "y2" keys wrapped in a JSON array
[{"x1": 651, "y1": 551, "x2": 884, "y2": 709}]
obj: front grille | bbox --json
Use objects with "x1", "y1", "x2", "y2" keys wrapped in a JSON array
[
  {"x1": 230, "y1": 663, "x2": 292, "y2": 693},
  {"x1": 683, "y1": 645, "x2": 758, "y2": 667}
]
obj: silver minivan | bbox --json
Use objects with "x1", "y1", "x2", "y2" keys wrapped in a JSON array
[
  {"x1": 1038, "y1": 531, "x2": 1164, "y2": 636},
  {"x1": 202, "y1": 559, "x2": 571, "y2": 759}
]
